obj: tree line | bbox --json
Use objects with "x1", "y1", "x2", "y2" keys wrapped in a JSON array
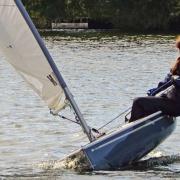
[{"x1": 22, "y1": 0, "x2": 180, "y2": 32}]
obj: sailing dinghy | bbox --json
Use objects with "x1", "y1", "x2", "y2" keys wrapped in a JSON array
[{"x1": 0, "y1": 0, "x2": 176, "y2": 170}]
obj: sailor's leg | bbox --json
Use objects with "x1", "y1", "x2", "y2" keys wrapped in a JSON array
[
  {"x1": 129, "y1": 97, "x2": 147, "y2": 122},
  {"x1": 129, "y1": 96, "x2": 178, "y2": 122}
]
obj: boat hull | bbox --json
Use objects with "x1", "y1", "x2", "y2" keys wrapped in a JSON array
[{"x1": 82, "y1": 111, "x2": 176, "y2": 170}]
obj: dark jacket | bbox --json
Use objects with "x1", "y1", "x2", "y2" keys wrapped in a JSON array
[{"x1": 147, "y1": 73, "x2": 180, "y2": 102}]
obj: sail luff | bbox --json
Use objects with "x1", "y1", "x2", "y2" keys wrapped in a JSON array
[
  {"x1": 14, "y1": 0, "x2": 93, "y2": 141},
  {"x1": 14, "y1": 0, "x2": 67, "y2": 89}
]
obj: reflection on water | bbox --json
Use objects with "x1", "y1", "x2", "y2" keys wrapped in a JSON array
[{"x1": 0, "y1": 34, "x2": 179, "y2": 179}]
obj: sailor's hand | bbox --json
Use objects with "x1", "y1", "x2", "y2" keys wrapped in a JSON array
[
  {"x1": 172, "y1": 75, "x2": 180, "y2": 87},
  {"x1": 172, "y1": 75, "x2": 179, "y2": 80}
]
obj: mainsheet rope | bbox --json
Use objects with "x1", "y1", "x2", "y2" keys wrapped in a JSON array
[{"x1": 97, "y1": 107, "x2": 131, "y2": 130}]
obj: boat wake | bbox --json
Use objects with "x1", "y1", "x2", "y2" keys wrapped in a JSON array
[
  {"x1": 124, "y1": 154, "x2": 180, "y2": 170},
  {"x1": 37, "y1": 150, "x2": 91, "y2": 172},
  {"x1": 37, "y1": 151, "x2": 180, "y2": 172}
]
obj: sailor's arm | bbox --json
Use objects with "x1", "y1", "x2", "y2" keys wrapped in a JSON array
[{"x1": 147, "y1": 73, "x2": 173, "y2": 96}]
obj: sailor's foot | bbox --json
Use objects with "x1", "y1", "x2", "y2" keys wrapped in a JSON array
[{"x1": 125, "y1": 116, "x2": 130, "y2": 123}]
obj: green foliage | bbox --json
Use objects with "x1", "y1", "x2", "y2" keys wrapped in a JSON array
[{"x1": 22, "y1": 0, "x2": 180, "y2": 32}]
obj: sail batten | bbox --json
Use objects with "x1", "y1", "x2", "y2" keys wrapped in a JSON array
[{"x1": 0, "y1": 0, "x2": 67, "y2": 113}]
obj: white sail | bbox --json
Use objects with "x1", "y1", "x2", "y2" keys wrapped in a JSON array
[{"x1": 0, "y1": 0, "x2": 67, "y2": 113}]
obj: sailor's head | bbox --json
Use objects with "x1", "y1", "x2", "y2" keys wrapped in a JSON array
[
  {"x1": 171, "y1": 56, "x2": 180, "y2": 75},
  {"x1": 175, "y1": 35, "x2": 180, "y2": 50}
]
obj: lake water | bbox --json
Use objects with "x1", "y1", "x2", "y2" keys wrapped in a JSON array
[{"x1": 0, "y1": 34, "x2": 179, "y2": 179}]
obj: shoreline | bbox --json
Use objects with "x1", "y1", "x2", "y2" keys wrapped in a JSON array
[{"x1": 39, "y1": 29, "x2": 179, "y2": 37}]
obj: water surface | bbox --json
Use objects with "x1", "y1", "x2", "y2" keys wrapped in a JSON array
[{"x1": 0, "y1": 34, "x2": 179, "y2": 179}]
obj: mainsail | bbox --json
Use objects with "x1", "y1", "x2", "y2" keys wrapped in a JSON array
[
  {"x1": 0, "y1": 0, "x2": 66, "y2": 113},
  {"x1": 0, "y1": 0, "x2": 93, "y2": 141}
]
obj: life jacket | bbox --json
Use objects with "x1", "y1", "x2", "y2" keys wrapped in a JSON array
[{"x1": 148, "y1": 72, "x2": 180, "y2": 102}]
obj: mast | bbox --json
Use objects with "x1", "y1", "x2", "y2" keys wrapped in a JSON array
[{"x1": 14, "y1": 0, "x2": 94, "y2": 142}]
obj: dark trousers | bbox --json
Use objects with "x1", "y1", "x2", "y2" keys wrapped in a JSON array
[{"x1": 129, "y1": 96, "x2": 180, "y2": 122}]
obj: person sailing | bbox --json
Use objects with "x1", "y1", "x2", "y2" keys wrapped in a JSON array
[{"x1": 128, "y1": 37, "x2": 180, "y2": 122}]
